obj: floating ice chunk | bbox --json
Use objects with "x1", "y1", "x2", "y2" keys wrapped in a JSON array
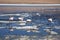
[
  {"x1": 44, "y1": 29, "x2": 58, "y2": 34},
  {"x1": 36, "y1": 13, "x2": 41, "y2": 16},
  {"x1": 27, "y1": 30, "x2": 31, "y2": 32},
  {"x1": 44, "y1": 29, "x2": 50, "y2": 32},
  {"x1": 48, "y1": 18, "x2": 54, "y2": 23},
  {"x1": 9, "y1": 17, "x2": 14, "y2": 20},
  {"x1": 5, "y1": 36, "x2": 9, "y2": 39},
  {"x1": 48, "y1": 18, "x2": 53, "y2": 22},
  {"x1": 51, "y1": 31, "x2": 58, "y2": 34},
  {"x1": 18, "y1": 21, "x2": 26, "y2": 25},
  {"x1": 18, "y1": 17, "x2": 23, "y2": 21},
  {"x1": 10, "y1": 29, "x2": 14, "y2": 31},
  {"x1": 55, "y1": 26, "x2": 60, "y2": 29},
  {"x1": 26, "y1": 19, "x2": 32, "y2": 22}
]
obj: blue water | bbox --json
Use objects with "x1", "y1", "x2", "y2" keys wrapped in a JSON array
[{"x1": 0, "y1": 12, "x2": 60, "y2": 37}]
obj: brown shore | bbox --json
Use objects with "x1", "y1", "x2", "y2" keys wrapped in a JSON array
[{"x1": 0, "y1": 0, "x2": 60, "y2": 4}]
